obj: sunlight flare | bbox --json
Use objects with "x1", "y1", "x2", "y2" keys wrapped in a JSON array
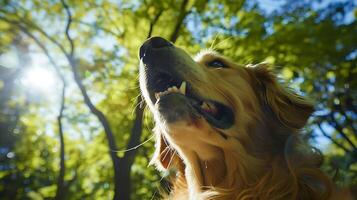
[{"x1": 21, "y1": 66, "x2": 57, "y2": 93}]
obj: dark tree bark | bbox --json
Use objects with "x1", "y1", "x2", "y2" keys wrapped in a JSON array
[
  {"x1": 169, "y1": 0, "x2": 189, "y2": 43},
  {"x1": 55, "y1": 84, "x2": 66, "y2": 200},
  {"x1": 59, "y1": 2, "x2": 123, "y2": 199},
  {"x1": 116, "y1": 97, "x2": 144, "y2": 200}
]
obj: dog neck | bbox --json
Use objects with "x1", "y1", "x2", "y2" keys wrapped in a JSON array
[
  {"x1": 177, "y1": 148, "x2": 227, "y2": 199},
  {"x1": 199, "y1": 157, "x2": 227, "y2": 186},
  {"x1": 179, "y1": 144, "x2": 268, "y2": 198}
]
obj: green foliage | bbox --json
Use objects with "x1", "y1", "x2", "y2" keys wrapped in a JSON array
[{"x1": 0, "y1": 0, "x2": 356, "y2": 199}]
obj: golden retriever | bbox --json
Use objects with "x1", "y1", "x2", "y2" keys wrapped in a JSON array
[{"x1": 138, "y1": 37, "x2": 353, "y2": 200}]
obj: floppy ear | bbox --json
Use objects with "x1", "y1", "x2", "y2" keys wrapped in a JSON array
[
  {"x1": 150, "y1": 129, "x2": 183, "y2": 171},
  {"x1": 250, "y1": 64, "x2": 314, "y2": 129}
]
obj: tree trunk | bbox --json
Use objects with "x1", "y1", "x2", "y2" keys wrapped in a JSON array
[
  {"x1": 55, "y1": 84, "x2": 66, "y2": 200},
  {"x1": 116, "y1": 97, "x2": 144, "y2": 200}
]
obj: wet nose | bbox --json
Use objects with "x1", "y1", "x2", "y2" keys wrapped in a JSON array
[{"x1": 139, "y1": 37, "x2": 173, "y2": 59}]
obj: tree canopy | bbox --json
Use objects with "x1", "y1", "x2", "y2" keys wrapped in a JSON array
[{"x1": 0, "y1": 0, "x2": 356, "y2": 199}]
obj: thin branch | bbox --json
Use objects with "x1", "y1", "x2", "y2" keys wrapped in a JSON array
[
  {"x1": 169, "y1": 0, "x2": 189, "y2": 43},
  {"x1": 99, "y1": 5, "x2": 122, "y2": 37},
  {"x1": 60, "y1": 0, "x2": 118, "y2": 152},
  {"x1": 122, "y1": 96, "x2": 144, "y2": 161},
  {"x1": 121, "y1": 6, "x2": 165, "y2": 162},
  {"x1": 27, "y1": 23, "x2": 68, "y2": 56},
  {"x1": 0, "y1": 15, "x2": 68, "y2": 57},
  {"x1": 55, "y1": 83, "x2": 66, "y2": 200},
  {"x1": 60, "y1": 0, "x2": 74, "y2": 57},
  {"x1": 72, "y1": 19, "x2": 123, "y2": 38},
  {"x1": 328, "y1": 113, "x2": 356, "y2": 149},
  {"x1": 4, "y1": 15, "x2": 68, "y2": 199},
  {"x1": 2, "y1": 3, "x2": 121, "y2": 198},
  {"x1": 341, "y1": 112, "x2": 357, "y2": 137},
  {"x1": 84, "y1": 1, "x2": 123, "y2": 36},
  {"x1": 17, "y1": 25, "x2": 65, "y2": 82},
  {"x1": 337, "y1": 96, "x2": 357, "y2": 138},
  {"x1": 317, "y1": 123, "x2": 351, "y2": 153},
  {"x1": 147, "y1": 9, "x2": 164, "y2": 38},
  {"x1": 58, "y1": 3, "x2": 123, "y2": 199},
  {"x1": 117, "y1": 3, "x2": 165, "y2": 162},
  {"x1": 15, "y1": 24, "x2": 68, "y2": 200}
]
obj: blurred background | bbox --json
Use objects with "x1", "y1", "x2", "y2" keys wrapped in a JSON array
[{"x1": 0, "y1": 0, "x2": 356, "y2": 199}]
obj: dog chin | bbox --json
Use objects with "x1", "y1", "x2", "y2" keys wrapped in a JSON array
[
  {"x1": 155, "y1": 93, "x2": 201, "y2": 125},
  {"x1": 158, "y1": 113, "x2": 223, "y2": 162}
]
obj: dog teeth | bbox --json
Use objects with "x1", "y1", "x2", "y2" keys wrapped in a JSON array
[
  {"x1": 201, "y1": 102, "x2": 210, "y2": 110},
  {"x1": 179, "y1": 81, "x2": 186, "y2": 94},
  {"x1": 155, "y1": 85, "x2": 182, "y2": 100},
  {"x1": 168, "y1": 86, "x2": 178, "y2": 92},
  {"x1": 200, "y1": 101, "x2": 217, "y2": 114}
]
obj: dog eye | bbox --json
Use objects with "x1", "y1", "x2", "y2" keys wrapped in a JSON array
[{"x1": 207, "y1": 60, "x2": 226, "y2": 68}]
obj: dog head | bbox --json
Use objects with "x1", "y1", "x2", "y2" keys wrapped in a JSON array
[{"x1": 139, "y1": 37, "x2": 314, "y2": 184}]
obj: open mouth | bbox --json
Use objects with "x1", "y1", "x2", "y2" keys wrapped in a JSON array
[{"x1": 149, "y1": 72, "x2": 235, "y2": 129}]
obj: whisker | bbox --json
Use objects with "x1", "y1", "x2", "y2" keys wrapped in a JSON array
[
  {"x1": 150, "y1": 190, "x2": 157, "y2": 200},
  {"x1": 212, "y1": 36, "x2": 233, "y2": 50},
  {"x1": 166, "y1": 149, "x2": 177, "y2": 168},
  {"x1": 112, "y1": 133, "x2": 155, "y2": 153},
  {"x1": 210, "y1": 33, "x2": 220, "y2": 50},
  {"x1": 160, "y1": 146, "x2": 172, "y2": 162},
  {"x1": 130, "y1": 94, "x2": 144, "y2": 116}
]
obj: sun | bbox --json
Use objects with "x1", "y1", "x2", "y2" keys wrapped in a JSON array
[
  {"x1": 19, "y1": 52, "x2": 59, "y2": 94},
  {"x1": 21, "y1": 66, "x2": 57, "y2": 93}
]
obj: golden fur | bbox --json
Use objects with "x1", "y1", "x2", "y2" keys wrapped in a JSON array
[{"x1": 139, "y1": 41, "x2": 353, "y2": 200}]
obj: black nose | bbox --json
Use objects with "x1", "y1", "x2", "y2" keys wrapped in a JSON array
[{"x1": 139, "y1": 37, "x2": 173, "y2": 59}]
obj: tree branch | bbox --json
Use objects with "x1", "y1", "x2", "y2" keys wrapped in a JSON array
[
  {"x1": 0, "y1": 15, "x2": 68, "y2": 56},
  {"x1": 59, "y1": 1, "x2": 122, "y2": 199},
  {"x1": 336, "y1": 96, "x2": 357, "y2": 138},
  {"x1": 122, "y1": 96, "x2": 144, "y2": 161},
  {"x1": 1, "y1": 11, "x2": 118, "y2": 153},
  {"x1": 316, "y1": 123, "x2": 350, "y2": 153},
  {"x1": 55, "y1": 83, "x2": 66, "y2": 200},
  {"x1": 328, "y1": 113, "x2": 356, "y2": 150},
  {"x1": 60, "y1": 0, "x2": 74, "y2": 57},
  {"x1": 72, "y1": 19, "x2": 123, "y2": 38},
  {"x1": 169, "y1": 0, "x2": 190, "y2": 43},
  {"x1": 16, "y1": 25, "x2": 65, "y2": 82},
  {"x1": 14, "y1": 24, "x2": 68, "y2": 200},
  {"x1": 147, "y1": 9, "x2": 164, "y2": 38},
  {"x1": 60, "y1": 0, "x2": 118, "y2": 152},
  {"x1": 2, "y1": 3, "x2": 122, "y2": 198}
]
